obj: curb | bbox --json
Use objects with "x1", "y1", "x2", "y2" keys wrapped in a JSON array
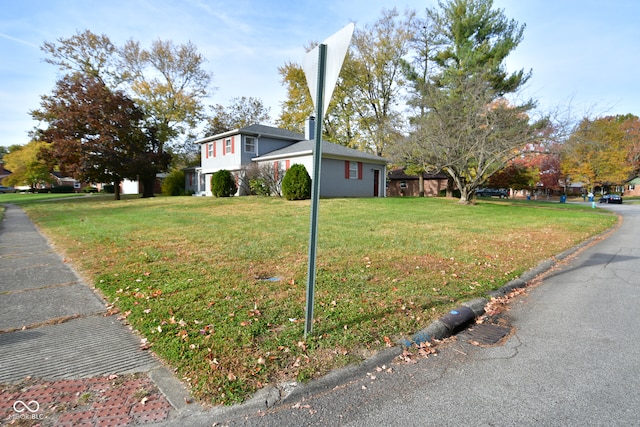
[{"x1": 402, "y1": 215, "x2": 620, "y2": 347}]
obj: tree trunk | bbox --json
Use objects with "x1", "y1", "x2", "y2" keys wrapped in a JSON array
[
  {"x1": 458, "y1": 187, "x2": 474, "y2": 204},
  {"x1": 114, "y1": 180, "x2": 121, "y2": 200},
  {"x1": 418, "y1": 174, "x2": 425, "y2": 197},
  {"x1": 446, "y1": 177, "x2": 454, "y2": 198},
  {"x1": 140, "y1": 174, "x2": 156, "y2": 198}
]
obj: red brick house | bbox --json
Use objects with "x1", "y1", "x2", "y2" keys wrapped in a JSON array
[{"x1": 387, "y1": 168, "x2": 451, "y2": 197}]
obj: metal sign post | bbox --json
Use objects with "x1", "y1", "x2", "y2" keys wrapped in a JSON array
[
  {"x1": 304, "y1": 44, "x2": 326, "y2": 339},
  {"x1": 302, "y1": 23, "x2": 354, "y2": 339}
]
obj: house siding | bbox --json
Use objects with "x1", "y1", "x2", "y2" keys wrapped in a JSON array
[
  {"x1": 320, "y1": 158, "x2": 384, "y2": 197},
  {"x1": 255, "y1": 155, "x2": 385, "y2": 198}
]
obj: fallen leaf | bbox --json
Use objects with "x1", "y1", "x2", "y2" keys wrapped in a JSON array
[{"x1": 118, "y1": 310, "x2": 132, "y2": 320}]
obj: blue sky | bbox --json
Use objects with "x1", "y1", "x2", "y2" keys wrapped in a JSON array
[{"x1": 1, "y1": 0, "x2": 639, "y2": 148}]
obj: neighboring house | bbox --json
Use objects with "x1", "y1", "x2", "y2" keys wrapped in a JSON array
[
  {"x1": 625, "y1": 176, "x2": 640, "y2": 197},
  {"x1": 189, "y1": 118, "x2": 388, "y2": 198},
  {"x1": 51, "y1": 172, "x2": 77, "y2": 188},
  {"x1": 120, "y1": 174, "x2": 166, "y2": 195},
  {"x1": 387, "y1": 168, "x2": 450, "y2": 197},
  {"x1": 0, "y1": 162, "x2": 11, "y2": 184}
]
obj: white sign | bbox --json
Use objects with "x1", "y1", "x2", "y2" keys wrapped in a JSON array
[{"x1": 302, "y1": 22, "x2": 355, "y2": 114}]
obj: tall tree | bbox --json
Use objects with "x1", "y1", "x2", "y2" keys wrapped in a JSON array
[
  {"x1": 561, "y1": 115, "x2": 638, "y2": 191},
  {"x1": 395, "y1": 0, "x2": 539, "y2": 204},
  {"x1": 277, "y1": 58, "x2": 359, "y2": 145},
  {"x1": 31, "y1": 74, "x2": 149, "y2": 200},
  {"x1": 277, "y1": 61, "x2": 314, "y2": 134},
  {"x1": 41, "y1": 30, "x2": 121, "y2": 87},
  {"x1": 2, "y1": 141, "x2": 53, "y2": 189},
  {"x1": 347, "y1": 8, "x2": 414, "y2": 155},
  {"x1": 395, "y1": 16, "x2": 442, "y2": 196},
  {"x1": 120, "y1": 39, "x2": 211, "y2": 196},
  {"x1": 621, "y1": 115, "x2": 640, "y2": 175},
  {"x1": 41, "y1": 31, "x2": 213, "y2": 197},
  {"x1": 204, "y1": 96, "x2": 271, "y2": 136},
  {"x1": 277, "y1": 9, "x2": 412, "y2": 153}
]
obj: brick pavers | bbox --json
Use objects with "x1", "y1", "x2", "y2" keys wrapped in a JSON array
[{"x1": 1, "y1": 373, "x2": 172, "y2": 426}]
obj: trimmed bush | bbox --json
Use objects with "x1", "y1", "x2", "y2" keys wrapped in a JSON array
[
  {"x1": 281, "y1": 164, "x2": 311, "y2": 200},
  {"x1": 211, "y1": 169, "x2": 237, "y2": 197},
  {"x1": 162, "y1": 169, "x2": 186, "y2": 196},
  {"x1": 48, "y1": 185, "x2": 74, "y2": 193}
]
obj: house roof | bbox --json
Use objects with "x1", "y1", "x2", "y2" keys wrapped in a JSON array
[
  {"x1": 0, "y1": 162, "x2": 11, "y2": 178},
  {"x1": 196, "y1": 124, "x2": 304, "y2": 144},
  {"x1": 252, "y1": 139, "x2": 388, "y2": 164},
  {"x1": 627, "y1": 176, "x2": 640, "y2": 185}
]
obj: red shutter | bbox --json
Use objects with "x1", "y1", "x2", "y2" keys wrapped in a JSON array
[
  {"x1": 285, "y1": 160, "x2": 290, "y2": 170},
  {"x1": 213, "y1": 141, "x2": 216, "y2": 157},
  {"x1": 274, "y1": 161, "x2": 279, "y2": 181},
  {"x1": 231, "y1": 137, "x2": 235, "y2": 154},
  {"x1": 345, "y1": 161, "x2": 350, "y2": 179},
  {"x1": 358, "y1": 162, "x2": 363, "y2": 180},
  {"x1": 204, "y1": 144, "x2": 208, "y2": 159}
]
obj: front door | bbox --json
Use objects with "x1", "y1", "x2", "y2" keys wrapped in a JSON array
[{"x1": 373, "y1": 169, "x2": 380, "y2": 197}]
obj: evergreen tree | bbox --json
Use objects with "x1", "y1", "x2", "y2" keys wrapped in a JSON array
[{"x1": 281, "y1": 164, "x2": 311, "y2": 200}]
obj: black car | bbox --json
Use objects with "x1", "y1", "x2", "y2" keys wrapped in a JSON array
[
  {"x1": 0, "y1": 185, "x2": 17, "y2": 193},
  {"x1": 475, "y1": 188, "x2": 509, "y2": 198},
  {"x1": 599, "y1": 194, "x2": 623, "y2": 204}
]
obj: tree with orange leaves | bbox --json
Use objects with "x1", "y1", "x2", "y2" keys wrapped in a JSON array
[{"x1": 560, "y1": 114, "x2": 639, "y2": 191}]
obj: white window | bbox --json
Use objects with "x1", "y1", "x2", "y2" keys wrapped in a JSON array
[
  {"x1": 400, "y1": 181, "x2": 407, "y2": 189},
  {"x1": 207, "y1": 143, "x2": 213, "y2": 158},
  {"x1": 225, "y1": 138, "x2": 232, "y2": 154},
  {"x1": 245, "y1": 137, "x2": 256, "y2": 153},
  {"x1": 349, "y1": 161, "x2": 358, "y2": 179}
]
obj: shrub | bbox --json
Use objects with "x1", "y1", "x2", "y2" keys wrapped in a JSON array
[
  {"x1": 50, "y1": 185, "x2": 74, "y2": 193},
  {"x1": 211, "y1": 169, "x2": 237, "y2": 197},
  {"x1": 249, "y1": 178, "x2": 270, "y2": 196},
  {"x1": 242, "y1": 163, "x2": 282, "y2": 196},
  {"x1": 161, "y1": 169, "x2": 186, "y2": 196},
  {"x1": 281, "y1": 164, "x2": 311, "y2": 200}
]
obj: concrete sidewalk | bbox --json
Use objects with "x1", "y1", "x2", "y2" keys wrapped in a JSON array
[{"x1": 0, "y1": 204, "x2": 197, "y2": 426}]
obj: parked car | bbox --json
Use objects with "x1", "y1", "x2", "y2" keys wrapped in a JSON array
[
  {"x1": 0, "y1": 185, "x2": 17, "y2": 193},
  {"x1": 475, "y1": 188, "x2": 509, "y2": 198},
  {"x1": 599, "y1": 194, "x2": 623, "y2": 204}
]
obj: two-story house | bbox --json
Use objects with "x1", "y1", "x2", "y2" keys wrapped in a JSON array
[{"x1": 188, "y1": 118, "x2": 387, "y2": 197}]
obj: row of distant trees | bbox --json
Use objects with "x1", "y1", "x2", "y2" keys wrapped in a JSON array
[
  {"x1": 275, "y1": 0, "x2": 640, "y2": 201},
  {"x1": 3, "y1": 0, "x2": 639, "y2": 201}
]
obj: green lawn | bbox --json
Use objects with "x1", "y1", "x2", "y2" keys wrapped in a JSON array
[{"x1": 2, "y1": 194, "x2": 617, "y2": 404}]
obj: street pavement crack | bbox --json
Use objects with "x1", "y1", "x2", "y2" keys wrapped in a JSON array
[{"x1": 0, "y1": 280, "x2": 82, "y2": 296}]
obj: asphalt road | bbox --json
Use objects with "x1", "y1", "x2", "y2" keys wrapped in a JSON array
[{"x1": 219, "y1": 202, "x2": 640, "y2": 426}]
